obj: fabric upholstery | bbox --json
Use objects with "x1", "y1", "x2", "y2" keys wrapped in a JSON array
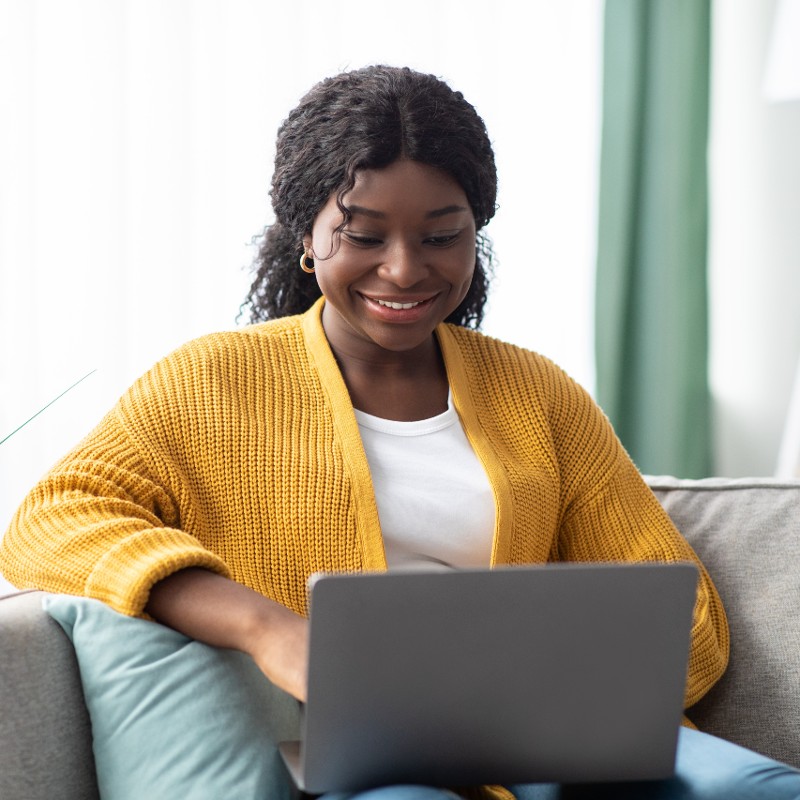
[
  {"x1": 0, "y1": 591, "x2": 98, "y2": 800},
  {"x1": 647, "y1": 476, "x2": 800, "y2": 767}
]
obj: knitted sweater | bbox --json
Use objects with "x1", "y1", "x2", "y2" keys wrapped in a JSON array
[{"x1": 1, "y1": 299, "x2": 728, "y2": 716}]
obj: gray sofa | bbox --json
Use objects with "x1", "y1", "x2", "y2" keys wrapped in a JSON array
[{"x1": 2, "y1": 475, "x2": 800, "y2": 799}]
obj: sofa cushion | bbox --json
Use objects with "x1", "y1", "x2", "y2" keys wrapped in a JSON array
[
  {"x1": 647, "y1": 476, "x2": 800, "y2": 768},
  {"x1": 0, "y1": 591, "x2": 98, "y2": 800},
  {"x1": 44, "y1": 594, "x2": 302, "y2": 800}
]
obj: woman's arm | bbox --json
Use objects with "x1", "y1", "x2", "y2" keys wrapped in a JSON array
[
  {"x1": 540, "y1": 359, "x2": 729, "y2": 708},
  {"x1": 146, "y1": 568, "x2": 309, "y2": 701},
  {"x1": 557, "y1": 455, "x2": 729, "y2": 710}
]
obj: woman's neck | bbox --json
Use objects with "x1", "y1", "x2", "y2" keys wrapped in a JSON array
[{"x1": 329, "y1": 337, "x2": 449, "y2": 422}]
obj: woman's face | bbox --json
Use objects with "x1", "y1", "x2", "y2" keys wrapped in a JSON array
[{"x1": 303, "y1": 159, "x2": 477, "y2": 362}]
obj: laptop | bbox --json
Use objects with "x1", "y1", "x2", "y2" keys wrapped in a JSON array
[{"x1": 279, "y1": 562, "x2": 698, "y2": 794}]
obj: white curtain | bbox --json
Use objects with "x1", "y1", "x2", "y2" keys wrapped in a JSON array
[{"x1": 0, "y1": 0, "x2": 602, "y2": 580}]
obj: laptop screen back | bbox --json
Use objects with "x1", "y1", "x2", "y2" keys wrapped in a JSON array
[{"x1": 287, "y1": 563, "x2": 697, "y2": 794}]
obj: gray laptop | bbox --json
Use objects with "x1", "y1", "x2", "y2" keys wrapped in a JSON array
[{"x1": 279, "y1": 562, "x2": 698, "y2": 794}]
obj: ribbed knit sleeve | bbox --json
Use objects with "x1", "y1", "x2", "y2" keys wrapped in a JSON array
[
  {"x1": 0, "y1": 311, "x2": 369, "y2": 617},
  {"x1": 442, "y1": 325, "x2": 729, "y2": 712},
  {"x1": 0, "y1": 409, "x2": 231, "y2": 616},
  {"x1": 540, "y1": 362, "x2": 729, "y2": 709},
  {"x1": 558, "y1": 457, "x2": 728, "y2": 708}
]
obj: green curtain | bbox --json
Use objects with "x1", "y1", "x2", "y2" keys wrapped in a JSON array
[{"x1": 596, "y1": 0, "x2": 712, "y2": 478}]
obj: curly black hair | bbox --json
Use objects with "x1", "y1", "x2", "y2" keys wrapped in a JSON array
[{"x1": 242, "y1": 65, "x2": 498, "y2": 328}]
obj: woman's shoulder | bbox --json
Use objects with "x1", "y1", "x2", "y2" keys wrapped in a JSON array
[
  {"x1": 446, "y1": 326, "x2": 626, "y2": 498},
  {"x1": 442, "y1": 323, "x2": 607, "y2": 435},
  {"x1": 118, "y1": 315, "x2": 309, "y2": 416},
  {"x1": 442, "y1": 324, "x2": 577, "y2": 386},
  {"x1": 184, "y1": 313, "x2": 305, "y2": 353},
  {"x1": 154, "y1": 314, "x2": 307, "y2": 372}
]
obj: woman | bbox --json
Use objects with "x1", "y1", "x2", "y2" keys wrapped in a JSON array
[{"x1": 1, "y1": 66, "x2": 798, "y2": 799}]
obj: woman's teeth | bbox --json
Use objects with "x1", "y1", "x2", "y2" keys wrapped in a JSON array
[{"x1": 374, "y1": 299, "x2": 423, "y2": 310}]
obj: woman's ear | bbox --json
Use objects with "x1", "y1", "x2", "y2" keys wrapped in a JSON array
[{"x1": 302, "y1": 234, "x2": 312, "y2": 254}]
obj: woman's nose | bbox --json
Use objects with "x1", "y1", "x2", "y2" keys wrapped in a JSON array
[{"x1": 378, "y1": 241, "x2": 428, "y2": 287}]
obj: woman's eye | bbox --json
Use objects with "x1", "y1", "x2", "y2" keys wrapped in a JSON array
[
  {"x1": 343, "y1": 232, "x2": 382, "y2": 246},
  {"x1": 425, "y1": 233, "x2": 460, "y2": 246}
]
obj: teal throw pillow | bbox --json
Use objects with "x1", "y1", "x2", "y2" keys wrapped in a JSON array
[{"x1": 43, "y1": 595, "x2": 302, "y2": 800}]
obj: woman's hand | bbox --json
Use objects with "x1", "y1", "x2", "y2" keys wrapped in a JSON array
[
  {"x1": 247, "y1": 599, "x2": 309, "y2": 702},
  {"x1": 146, "y1": 567, "x2": 309, "y2": 701}
]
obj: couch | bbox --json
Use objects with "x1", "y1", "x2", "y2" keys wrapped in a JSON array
[{"x1": 2, "y1": 475, "x2": 800, "y2": 799}]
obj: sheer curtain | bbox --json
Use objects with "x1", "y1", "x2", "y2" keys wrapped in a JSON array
[{"x1": 0, "y1": 1, "x2": 602, "y2": 591}]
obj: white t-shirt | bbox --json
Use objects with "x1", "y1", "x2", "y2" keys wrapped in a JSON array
[{"x1": 354, "y1": 395, "x2": 495, "y2": 570}]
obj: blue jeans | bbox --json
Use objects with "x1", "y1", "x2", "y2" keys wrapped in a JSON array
[{"x1": 322, "y1": 728, "x2": 800, "y2": 800}]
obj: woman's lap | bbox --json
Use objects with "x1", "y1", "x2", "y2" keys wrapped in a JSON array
[
  {"x1": 510, "y1": 728, "x2": 800, "y2": 800},
  {"x1": 323, "y1": 729, "x2": 800, "y2": 800},
  {"x1": 321, "y1": 787, "x2": 462, "y2": 800}
]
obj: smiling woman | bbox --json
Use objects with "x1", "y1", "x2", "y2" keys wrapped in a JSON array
[{"x1": 242, "y1": 66, "x2": 497, "y2": 423}]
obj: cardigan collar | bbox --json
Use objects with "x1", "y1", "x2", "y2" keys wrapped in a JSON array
[{"x1": 300, "y1": 297, "x2": 513, "y2": 568}]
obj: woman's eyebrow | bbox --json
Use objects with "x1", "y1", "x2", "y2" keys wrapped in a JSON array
[
  {"x1": 348, "y1": 205, "x2": 386, "y2": 219},
  {"x1": 346, "y1": 204, "x2": 469, "y2": 219},
  {"x1": 425, "y1": 204, "x2": 470, "y2": 219}
]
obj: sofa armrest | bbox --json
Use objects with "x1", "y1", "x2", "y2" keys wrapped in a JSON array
[
  {"x1": 0, "y1": 590, "x2": 99, "y2": 800},
  {"x1": 647, "y1": 476, "x2": 800, "y2": 769}
]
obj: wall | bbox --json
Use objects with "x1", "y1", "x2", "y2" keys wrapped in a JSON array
[{"x1": 709, "y1": 0, "x2": 800, "y2": 476}]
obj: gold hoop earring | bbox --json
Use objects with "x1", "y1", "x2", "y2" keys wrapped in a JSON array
[{"x1": 299, "y1": 250, "x2": 315, "y2": 274}]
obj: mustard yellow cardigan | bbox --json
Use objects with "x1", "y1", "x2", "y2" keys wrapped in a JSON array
[{"x1": 1, "y1": 299, "x2": 728, "y2": 716}]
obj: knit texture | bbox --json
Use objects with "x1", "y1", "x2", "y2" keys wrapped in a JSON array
[{"x1": 1, "y1": 299, "x2": 728, "y2": 718}]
